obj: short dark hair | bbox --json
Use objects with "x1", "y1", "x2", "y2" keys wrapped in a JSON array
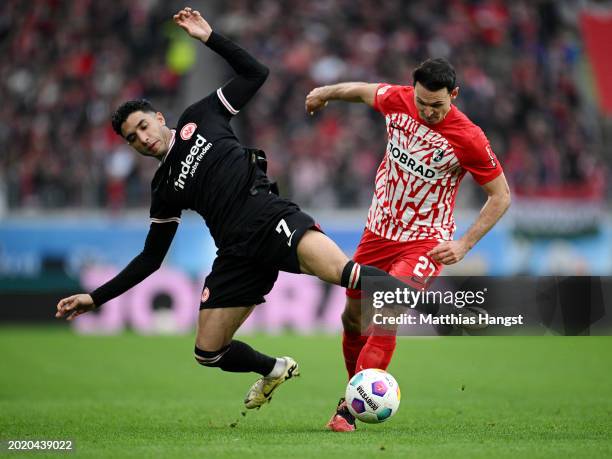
[
  {"x1": 111, "y1": 99, "x2": 157, "y2": 136},
  {"x1": 412, "y1": 58, "x2": 457, "y2": 92}
]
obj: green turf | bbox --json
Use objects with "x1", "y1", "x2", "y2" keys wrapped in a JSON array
[{"x1": 1, "y1": 327, "x2": 611, "y2": 458}]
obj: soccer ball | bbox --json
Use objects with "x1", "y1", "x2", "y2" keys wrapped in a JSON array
[{"x1": 345, "y1": 369, "x2": 401, "y2": 423}]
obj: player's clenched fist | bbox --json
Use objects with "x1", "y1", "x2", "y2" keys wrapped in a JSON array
[
  {"x1": 427, "y1": 240, "x2": 469, "y2": 265},
  {"x1": 305, "y1": 87, "x2": 329, "y2": 115},
  {"x1": 55, "y1": 293, "x2": 96, "y2": 321},
  {"x1": 173, "y1": 6, "x2": 212, "y2": 42}
]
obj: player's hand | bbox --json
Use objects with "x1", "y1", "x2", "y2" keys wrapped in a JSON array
[
  {"x1": 305, "y1": 87, "x2": 329, "y2": 115},
  {"x1": 173, "y1": 7, "x2": 212, "y2": 42},
  {"x1": 55, "y1": 294, "x2": 96, "y2": 321},
  {"x1": 427, "y1": 241, "x2": 469, "y2": 265}
]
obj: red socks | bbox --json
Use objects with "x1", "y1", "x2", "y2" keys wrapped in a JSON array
[
  {"x1": 343, "y1": 328, "x2": 397, "y2": 379},
  {"x1": 356, "y1": 333, "x2": 396, "y2": 374},
  {"x1": 342, "y1": 330, "x2": 368, "y2": 379}
]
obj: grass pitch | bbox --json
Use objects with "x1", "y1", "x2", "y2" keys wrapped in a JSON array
[{"x1": 1, "y1": 327, "x2": 611, "y2": 458}]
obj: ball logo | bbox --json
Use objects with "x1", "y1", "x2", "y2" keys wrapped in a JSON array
[
  {"x1": 371, "y1": 380, "x2": 388, "y2": 397},
  {"x1": 201, "y1": 287, "x2": 210, "y2": 303},
  {"x1": 180, "y1": 123, "x2": 197, "y2": 141}
]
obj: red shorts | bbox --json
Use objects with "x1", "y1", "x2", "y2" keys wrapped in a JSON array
[{"x1": 346, "y1": 229, "x2": 444, "y2": 299}]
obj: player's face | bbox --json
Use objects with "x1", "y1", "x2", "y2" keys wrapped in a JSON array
[
  {"x1": 414, "y1": 83, "x2": 458, "y2": 125},
  {"x1": 121, "y1": 111, "x2": 169, "y2": 158}
]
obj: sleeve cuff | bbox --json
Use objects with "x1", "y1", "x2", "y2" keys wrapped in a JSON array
[
  {"x1": 150, "y1": 217, "x2": 181, "y2": 224},
  {"x1": 216, "y1": 88, "x2": 239, "y2": 115}
]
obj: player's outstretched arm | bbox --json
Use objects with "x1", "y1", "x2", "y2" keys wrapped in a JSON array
[
  {"x1": 428, "y1": 173, "x2": 511, "y2": 265},
  {"x1": 305, "y1": 83, "x2": 379, "y2": 114},
  {"x1": 55, "y1": 222, "x2": 178, "y2": 320},
  {"x1": 174, "y1": 7, "x2": 269, "y2": 113}
]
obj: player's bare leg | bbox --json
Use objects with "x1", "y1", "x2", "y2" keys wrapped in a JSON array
[
  {"x1": 322, "y1": 295, "x2": 363, "y2": 431},
  {"x1": 341, "y1": 296, "x2": 362, "y2": 335},
  {"x1": 296, "y1": 231, "x2": 362, "y2": 431},
  {"x1": 340, "y1": 296, "x2": 366, "y2": 375},
  {"x1": 296, "y1": 229, "x2": 349, "y2": 282},
  {"x1": 196, "y1": 305, "x2": 254, "y2": 350},
  {"x1": 195, "y1": 306, "x2": 299, "y2": 409},
  {"x1": 297, "y1": 230, "x2": 410, "y2": 431},
  {"x1": 323, "y1": 296, "x2": 366, "y2": 432},
  {"x1": 297, "y1": 229, "x2": 419, "y2": 300}
]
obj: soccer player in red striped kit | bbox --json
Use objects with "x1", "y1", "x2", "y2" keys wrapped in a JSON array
[{"x1": 306, "y1": 58, "x2": 511, "y2": 431}]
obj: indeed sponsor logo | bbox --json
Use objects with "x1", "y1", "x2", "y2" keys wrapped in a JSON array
[
  {"x1": 388, "y1": 142, "x2": 439, "y2": 179},
  {"x1": 174, "y1": 134, "x2": 212, "y2": 190}
]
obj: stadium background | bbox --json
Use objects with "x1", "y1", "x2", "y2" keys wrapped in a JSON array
[
  {"x1": 1, "y1": 0, "x2": 610, "y2": 327},
  {"x1": 1, "y1": 1, "x2": 612, "y2": 457}
]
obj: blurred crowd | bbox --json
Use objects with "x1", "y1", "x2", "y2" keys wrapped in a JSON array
[
  {"x1": 0, "y1": 0, "x2": 182, "y2": 210},
  {"x1": 0, "y1": 0, "x2": 607, "y2": 211},
  {"x1": 216, "y1": 0, "x2": 607, "y2": 207}
]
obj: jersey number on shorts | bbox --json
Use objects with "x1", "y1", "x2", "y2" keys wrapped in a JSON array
[
  {"x1": 276, "y1": 218, "x2": 297, "y2": 247},
  {"x1": 413, "y1": 256, "x2": 436, "y2": 280}
]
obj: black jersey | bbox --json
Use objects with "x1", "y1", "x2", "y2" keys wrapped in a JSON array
[
  {"x1": 90, "y1": 31, "x2": 297, "y2": 307},
  {"x1": 151, "y1": 91, "x2": 293, "y2": 250}
]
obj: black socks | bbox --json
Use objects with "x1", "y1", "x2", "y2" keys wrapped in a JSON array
[{"x1": 194, "y1": 340, "x2": 276, "y2": 376}]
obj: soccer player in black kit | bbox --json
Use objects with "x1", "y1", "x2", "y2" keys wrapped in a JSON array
[{"x1": 56, "y1": 7, "x2": 418, "y2": 411}]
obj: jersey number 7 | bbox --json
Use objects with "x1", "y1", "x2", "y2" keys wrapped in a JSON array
[{"x1": 276, "y1": 218, "x2": 297, "y2": 247}]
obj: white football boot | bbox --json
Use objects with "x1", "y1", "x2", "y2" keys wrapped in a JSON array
[{"x1": 244, "y1": 357, "x2": 299, "y2": 409}]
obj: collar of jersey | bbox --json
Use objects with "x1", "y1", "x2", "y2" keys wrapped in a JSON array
[{"x1": 161, "y1": 129, "x2": 176, "y2": 164}]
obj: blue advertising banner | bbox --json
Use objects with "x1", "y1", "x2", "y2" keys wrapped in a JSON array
[{"x1": 2, "y1": 213, "x2": 611, "y2": 331}]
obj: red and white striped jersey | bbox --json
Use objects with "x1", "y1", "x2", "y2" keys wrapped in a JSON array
[{"x1": 367, "y1": 84, "x2": 503, "y2": 242}]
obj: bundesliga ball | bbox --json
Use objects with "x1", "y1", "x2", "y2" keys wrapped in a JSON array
[{"x1": 345, "y1": 369, "x2": 401, "y2": 423}]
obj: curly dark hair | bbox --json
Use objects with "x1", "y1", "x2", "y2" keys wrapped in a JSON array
[
  {"x1": 412, "y1": 58, "x2": 457, "y2": 93},
  {"x1": 111, "y1": 99, "x2": 158, "y2": 136}
]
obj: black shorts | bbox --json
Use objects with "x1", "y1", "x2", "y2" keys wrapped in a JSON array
[{"x1": 200, "y1": 210, "x2": 321, "y2": 308}]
